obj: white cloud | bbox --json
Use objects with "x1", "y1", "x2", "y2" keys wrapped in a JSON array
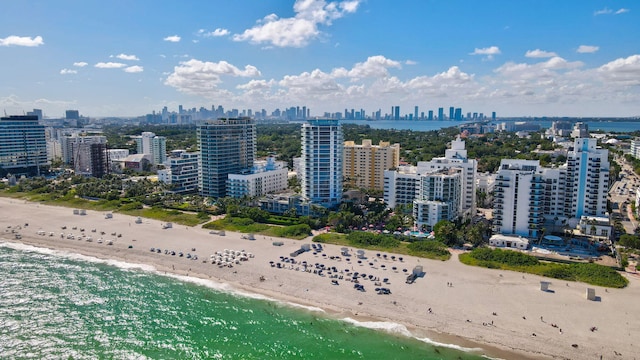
[
  {"x1": 237, "y1": 79, "x2": 276, "y2": 90},
  {"x1": 577, "y1": 45, "x2": 599, "y2": 53},
  {"x1": 470, "y1": 46, "x2": 501, "y2": 60},
  {"x1": 470, "y1": 46, "x2": 501, "y2": 56},
  {"x1": 525, "y1": 49, "x2": 558, "y2": 58},
  {"x1": 594, "y1": 7, "x2": 613, "y2": 15},
  {"x1": 95, "y1": 62, "x2": 127, "y2": 69},
  {"x1": 405, "y1": 60, "x2": 417, "y2": 65},
  {"x1": 73, "y1": 62, "x2": 88, "y2": 67},
  {"x1": 164, "y1": 35, "x2": 181, "y2": 42},
  {"x1": 114, "y1": 53, "x2": 140, "y2": 61},
  {"x1": 595, "y1": 7, "x2": 629, "y2": 15},
  {"x1": 0, "y1": 35, "x2": 44, "y2": 47},
  {"x1": 343, "y1": 55, "x2": 402, "y2": 80},
  {"x1": 165, "y1": 59, "x2": 261, "y2": 96},
  {"x1": 60, "y1": 69, "x2": 77, "y2": 75},
  {"x1": 199, "y1": 28, "x2": 230, "y2": 37},
  {"x1": 124, "y1": 65, "x2": 144, "y2": 73},
  {"x1": 598, "y1": 55, "x2": 640, "y2": 85},
  {"x1": 233, "y1": 0, "x2": 361, "y2": 47}
]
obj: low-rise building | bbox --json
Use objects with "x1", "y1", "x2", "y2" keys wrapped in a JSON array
[{"x1": 157, "y1": 150, "x2": 199, "y2": 194}]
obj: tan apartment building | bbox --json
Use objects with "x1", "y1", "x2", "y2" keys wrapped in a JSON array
[{"x1": 344, "y1": 139, "x2": 400, "y2": 191}]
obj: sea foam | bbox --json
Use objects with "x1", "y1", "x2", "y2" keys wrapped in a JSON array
[{"x1": 342, "y1": 317, "x2": 489, "y2": 355}]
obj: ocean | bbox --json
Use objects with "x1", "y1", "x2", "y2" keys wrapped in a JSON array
[
  {"x1": 0, "y1": 243, "x2": 486, "y2": 360},
  {"x1": 340, "y1": 119, "x2": 640, "y2": 133}
]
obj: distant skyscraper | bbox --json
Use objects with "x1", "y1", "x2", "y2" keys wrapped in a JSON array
[
  {"x1": 492, "y1": 112, "x2": 496, "y2": 121},
  {"x1": 414, "y1": 106, "x2": 419, "y2": 120},
  {"x1": 0, "y1": 115, "x2": 48, "y2": 177},
  {"x1": 197, "y1": 118, "x2": 256, "y2": 199},
  {"x1": 301, "y1": 120, "x2": 343, "y2": 208},
  {"x1": 394, "y1": 106, "x2": 400, "y2": 120},
  {"x1": 27, "y1": 109, "x2": 43, "y2": 120},
  {"x1": 65, "y1": 110, "x2": 80, "y2": 120},
  {"x1": 455, "y1": 108, "x2": 462, "y2": 121},
  {"x1": 428, "y1": 110, "x2": 434, "y2": 121},
  {"x1": 438, "y1": 108, "x2": 444, "y2": 120},
  {"x1": 449, "y1": 107, "x2": 454, "y2": 121}
]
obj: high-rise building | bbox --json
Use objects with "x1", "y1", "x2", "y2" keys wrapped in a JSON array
[
  {"x1": 197, "y1": 118, "x2": 256, "y2": 199},
  {"x1": 455, "y1": 108, "x2": 462, "y2": 121},
  {"x1": 60, "y1": 135, "x2": 108, "y2": 177},
  {"x1": 414, "y1": 106, "x2": 419, "y2": 120},
  {"x1": 449, "y1": 107, "x2": 454, "y2": 120},
  {"x1": 428, "y1": 110, "x2": 434, "y2": 121},
  {"x1": 343, "y1": 140, "x2": 400, "y2": 191},
  {"x1": 493, "y1": 138, "x2": 609, "y2": 237},
  {"x1": 413, "y1": 168, "x2": 462, "y2": 231},
  {"x1": 301, "y1": 120, "x2": 343, "y2": 208},
  {"x1": 394, "y1": 106, "x2": 400, "y2": 120},
  {"x1": 492, "y1": 112, "x2": 496, "y2": 121},
  {"x1": 438, "y1": 107, "x2": 444, "y2": 120},
  {"x1": 134, "y1": 132, "x2": 167, "y2": 165},
  {"x1": 565, "y1": 138, "x2": 609, "y2": 218},
  {"x1": 65, "y1": 110, "x2": 80, "y2": 120},
  {"x1": 416, "y1": 136, "x2": 477, "y2": 216},
  {"x1": 0, "y1": 115, "x2": 48, "y2": 177}
]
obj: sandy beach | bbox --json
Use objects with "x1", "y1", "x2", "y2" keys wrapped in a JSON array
[{"x1": 2, "y1": 197, "x2": 639, "y2": 360}]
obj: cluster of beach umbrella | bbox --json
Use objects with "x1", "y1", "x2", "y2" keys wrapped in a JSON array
[{"x1": 211, "y1": 249, "x2": 252, "y2": 267}]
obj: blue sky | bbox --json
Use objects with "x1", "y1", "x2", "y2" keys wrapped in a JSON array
[{"x1": 0, "y1": 0, "x2": 638, "y2": 118}]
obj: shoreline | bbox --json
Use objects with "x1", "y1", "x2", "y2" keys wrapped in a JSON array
[{"x1": 2, "y1": 198, "x2": 638, "y2": 359}]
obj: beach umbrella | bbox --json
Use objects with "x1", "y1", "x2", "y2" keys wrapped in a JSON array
[
  {"x1": 392, "y1": 267, "x2": 397, "y2": 271},
  {"x1": 399, "y1": 257, "x2": 404, "y2": 262},
  {"x1": 381, "y1": 264, "x2": 386, "y2": 269},
  {"x1": 402, "y1": 269, "x2": 408, "y2": 273},
  {"x1": 376, "y1": 253, "x2": 381, "y2": 257},
  {"x1": 357, "y1": 260, "x2": 362, "y2": 264},
  {"x1": 391, "y1": 256, "x2": 396, "y2": 260}
]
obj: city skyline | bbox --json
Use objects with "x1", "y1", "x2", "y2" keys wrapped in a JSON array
[{"x1": 1, "y1": 1, "x2": 639, "y2": 118}]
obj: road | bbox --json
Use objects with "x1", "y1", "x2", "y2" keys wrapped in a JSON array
[{"x1": 609, "y1": 155, "x2": 638, "y2": 235}]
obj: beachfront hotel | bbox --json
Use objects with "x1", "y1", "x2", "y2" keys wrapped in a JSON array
[
  {"x1": 0, "y1": 115, "x2": 48, "y2": 177},
  {"x1": 197, "y1": 118, "x2": 256, "y2": 199},
  {"x1": 383, "y1": 136, "x2": 476, "y2": 224},
  {"x1": 413, "y1": 168, "x2": 462, "y2": 231},
  {"x1": 416, "y1": 136, "x2": 477, "y2": 217},
  {"x1": 226, "y1": 156, "x2": 288, "y2": 199},
  {"x1": 343, "y1": 139, "x2": 400, "y2": 191},
  {"x1": 301, "y1": 119, "x2": 343, "y2": 209},
  {"x1": 157, "y1": 150, "x2": 200, "y2": 194},
  {"x1": 493, "y1": 137, "x2": 609, "y2": 238}
]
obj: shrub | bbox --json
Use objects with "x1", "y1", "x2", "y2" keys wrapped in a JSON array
[
  {"x1": 407, "y1": 240, "x2": 450, "y2": 257},
  {"x1": 120, "y1": 201, "x2": 143, "y2": 211}
]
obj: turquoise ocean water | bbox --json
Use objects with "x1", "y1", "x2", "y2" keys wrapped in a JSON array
[{"x1": 0, "y1": 243, "x2": 486, "y2": 360}]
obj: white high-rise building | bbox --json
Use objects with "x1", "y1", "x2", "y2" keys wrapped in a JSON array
[
  {"x1": 416, "y1": 136, "x2": 477, "y2": 217},
  {"x1": 493, "y1": 160, "x2": 544, "y2": 238},
  {"x1": 301, "y1": 120, "x2": 343, "y2": 208},
  {"x1": 493, "y1": 138, "x2": 609, "y2": 238},
  {"x1": 413, "y1": 168, "x2": 462, "y2": 231},
  {"x1": 565, "y1": 138, "x2": 609, "y2": 218},
  {"x1": 0, "y1": 115, "x2": 48, "y2": 177},
  {"x1": 134, "y1": 132, "x2": 166, "y2": 165}
]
